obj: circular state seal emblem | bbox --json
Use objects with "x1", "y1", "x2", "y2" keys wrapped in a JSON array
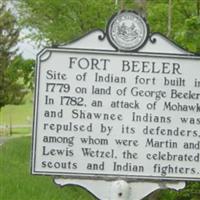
[{"x1": 107, "y1": 11, "x2": 148, "y2": 51}]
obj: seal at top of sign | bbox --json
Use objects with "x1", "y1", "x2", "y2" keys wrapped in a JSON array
[{"x1": 107, "y1": 11, "x2": 149, "y2": 52}]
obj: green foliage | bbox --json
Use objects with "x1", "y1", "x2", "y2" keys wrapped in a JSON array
[
  {"x1": 147, "y1": 2, "x2": 168, "y2": 34},
  {"x1": 154, "y1": 189, "x2": 177, "y2": 200},
  {"x1": 0, "y1": 1, "x2": 28, "y2": 108},
  {"x1": 154, "y1": 182, "x2": 200, "y2": 200},
  {"x1": 147, "y1": 0, "x2": 200, "y2": 53},
  {"x1": 175, "y1": 16, "x2": 200, "y2": 52},
  {"x1": 16, "y1": 0, "x2": 200, "y2": 53},
  {"x1": 175, "y1": 182, "x2": 200, "y2": 200},
  {"x1": 17, "y1": 0, "x2": 116, "y2": 46},
  {"x1": 8, "y1": 55, "x2": 35, "y2": 90}
]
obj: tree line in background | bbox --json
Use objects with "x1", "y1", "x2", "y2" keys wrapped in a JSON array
[
  {"x1": 1, "y1": 0, "x2": 200, "y2": 110},
  {"x1": 1, "y1": 0, "x2": 200, "y2": 199},
  {"x1": 0, "y1": 0, "x2": 34, "y2": 109},
  {"x1": 15, "y1": 0, "x2": 200, "y2": 52}
]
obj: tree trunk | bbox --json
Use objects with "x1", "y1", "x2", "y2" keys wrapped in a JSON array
[
  {"x1": 120, "y1": 0, "x2": 124, "y2": 10},
  {"x1": 167, "y1": 0, "x2": 172, "y2": 37},
  {"x1": 197, "y1": 0, "x2": 200, "y2": 16},
  {"x1": 134, "y1": 0, "x2": 147, "y2": 18}
]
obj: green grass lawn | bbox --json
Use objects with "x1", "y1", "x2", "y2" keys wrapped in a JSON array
[
  {"x1": 0, "y1": 93, "x2": 33, "y2": 135},
  {"x1": 0, "y1": 137, "x2": 96, "y2": 200},
  {"x1": 0, "y1": 103, "x2": 33, "y2": 125}
]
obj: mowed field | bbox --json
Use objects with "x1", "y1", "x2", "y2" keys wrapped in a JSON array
[{"x1": 0, "y1": 94, "x2": 33, "y2": 135}]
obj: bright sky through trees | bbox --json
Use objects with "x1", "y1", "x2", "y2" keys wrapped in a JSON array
[{"x1": 17, "y1": 29, "x2": 39, "y2": 59}]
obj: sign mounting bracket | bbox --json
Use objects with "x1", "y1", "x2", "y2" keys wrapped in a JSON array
[{"x1": 54, "y1": 178, "x2": 185, "y2": 200}]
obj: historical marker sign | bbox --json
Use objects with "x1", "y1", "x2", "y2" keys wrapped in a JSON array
[{"x1": 32, "y1": 11, "x2": 200, "y2": 181}]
